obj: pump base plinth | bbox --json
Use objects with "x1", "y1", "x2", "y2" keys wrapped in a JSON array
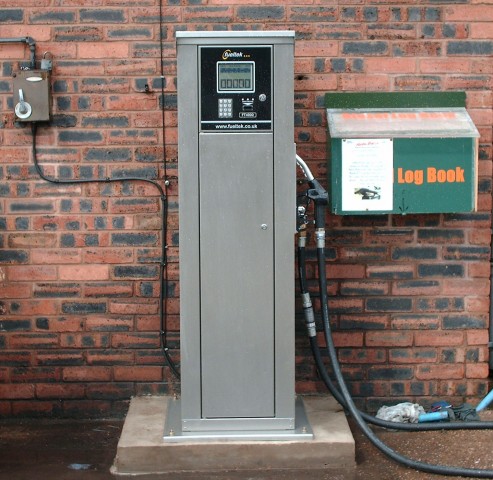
[
  {"x1": 112, "y1": 395, "x2": 355, "y2": 476},
  {"x1": 163, "y1": 396, "x2": 313, "y2": 442}
]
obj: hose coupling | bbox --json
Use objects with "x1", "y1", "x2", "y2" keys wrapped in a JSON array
[
  {"x1": 302, "y1": 292, "x2": 317, "y2": 338},
  {"x1": 298, "y1": 231, "x2": 307, "y2": 248},
  {"x1": 315, "y1": 228, "x2": 325, "y2": 249}
]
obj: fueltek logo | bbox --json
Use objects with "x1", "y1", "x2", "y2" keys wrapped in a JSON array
[{"x1": 222, "y1": 49, "x2": 243, "y2": 60}]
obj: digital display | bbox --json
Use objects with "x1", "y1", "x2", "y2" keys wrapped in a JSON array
[{"x1": 217, "y1": 62, "x2": 254, "y2": 92}]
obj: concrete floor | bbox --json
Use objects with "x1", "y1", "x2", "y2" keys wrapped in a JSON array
[{"x1": 1, "y1": 398, "x2": 493, "y2": 480}]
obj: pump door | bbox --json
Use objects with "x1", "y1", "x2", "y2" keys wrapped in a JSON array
[{"x1": 200, "y1": 134, "x2": 274, "y2": 418}]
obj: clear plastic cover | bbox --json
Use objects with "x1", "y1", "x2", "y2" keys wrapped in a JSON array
[{"x1": 327, "y1": 107, "x2": 479, "y2": 139}]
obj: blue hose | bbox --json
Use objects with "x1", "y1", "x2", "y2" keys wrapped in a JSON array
[
  {"x1": 418, "y1": 411, "x2": 449, "y2": 423},
  {"x1": 476, "y1": 389, "x2": 493, "y2": 412}
]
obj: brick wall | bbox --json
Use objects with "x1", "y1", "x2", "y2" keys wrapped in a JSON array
[{"x1": 0, "y1": 1, "x2": 491, "y2": 417}]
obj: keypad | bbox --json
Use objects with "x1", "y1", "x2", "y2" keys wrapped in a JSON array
[{"x1": 218, "y1": 98, "x2": 233, "y2": 118}]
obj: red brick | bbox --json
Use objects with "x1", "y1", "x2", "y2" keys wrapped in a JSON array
[
  {"x1": 106, "y1": 95, "x2": 157, "y2": 111},
  {"x1": 35, "y1": 351, "x2": 84, "y2": 366},
  {"x1": 390, "y1": 348, "x2": 438, "y2": 364},
  {"x1": 85, "y1": 351, "x2": 134, "y2": 366},
  {"x1": 295, "y1": 41, "x2": 338, "y2": 57},
  {"x1": 8, "y1": 301, "x2": 58, "y2": 316},
  {"x1": 84, "y1": 282, "x2": 133, "y2": 298},
  {"x1": 366, "y1": 331, "x2": 413, "y2": 347},
  {"x1": 467, "y1": 330, "x2": 489, "y2": 346},
  {"x1": 62, "y1": 367, "x2": 112, "y2": 382},
  {"x1": 466, "y1": 380, "x2": 490, "y2": 397},
  {"x1": 467, "y1": 91, "x2": 493, "y2": 109},
  {"x1": 324, "y1": 331, "x2": 364, "y2": 348},
  {"x1": 415, "y1": 331, "x2": 464, "y2": 346},
  {"x1": 339, "y1": 74, "x2": 390, "y2": 91},
  {"x1": 443, "y1": 279, "x2": 490, "y2": 296},
  {"x1": 367, "y1": 264, "x2": 414, "y2": 279},
  {"x1": 445, "y1": 5, "x2": 493, "y2": 21},
  {"x1": 8, "y1": 233, "x2": 57, "y2": 248},
  {"x1": 109, "y1": 299, "x2": 159, "y2": 315},
  {"x1": 416, "y1": 364, "x2": 464, "y2": 380},
  {"x1": 465, "y1": 296, "x2": 490, "y2": 312},
  {"x1": 7, "y1": 266, "x2": 57, "y2": 282},
  {"x1": 78, "y1": 42, "x2": 129, "y2": 59},
  {"x1": 59, "y1": 265, "x2": 109, "y2": 281},
  {"x1": 328, "y1": 264, "x2": 366, "y2": 279},
  {"x1": 105, "y1": 59, "x2": 157, "y2": 76},
  {"x1": 419, "y1": 58, "x2": 470, "y2": 74},
  {"x1": 0, "y1": 25, "x2": 51, "y2": 41},
  {"x1": 0, "y1": 384, "x2": 34, "y2": 399},
  {"x1": 469, "y1": 228, "x2": 492, "y2": 246},
  {"x1": 86, "y1": 316, "x2": 133, "y2": 332},
  {"x1": 12, "y1": 401, "x2": 61, "y2": 416},
  {"x1": 113, "y1": 366, "x2": 163, "y2": 382},
  {"x1": 0, "y1": 147, "x2": 30, "y2": 164},
  {"x1": 0, "y1": 283, "x2": 31, "y2": 298},
  {"x1": 111, "y1": 333, "x2": 160, "y2": 349},
  {"x1": 0, "y1": 402, "x2": 12, "y2": 416},
  {"x1": 31, "y1": 249, "x2": 81, "y2": 265},
  {"x1": 33, "y1": 283, "x2": 81, "y2": 299},
  {"x1": 438, "y1": 380, "x2": 469, "y2": 397},
  {"x1": 0, "y1": 368, "x2": 9, "y2": 382},
  {"x1": 296, "y1": 74, "x2": 338, "y2": 91},
  {"x1": 366, "y1": 58, "x2": 416, "y2": 73},
  {"x1": 391, "y1": 315, "x2": 440, "y2": 330},
  {"x1": 10, "y1": 367, "x2": 61, "y2": 383},
  {"x1": 36, "y1": 383, "x2": 85, "y2": 399},
  {"x1": 392, "y1": 281, "x2": 441, "y2": 296},
  {"x1": 135, "y1": 315, "x2": 164, "y2": 332},
  {"x1": 465, "y1": 363, "x2": 489, "y2": 379}
]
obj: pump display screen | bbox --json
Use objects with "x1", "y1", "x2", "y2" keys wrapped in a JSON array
[{"x1": 217, "y1": 62, "x2": 254, "y2": 93}]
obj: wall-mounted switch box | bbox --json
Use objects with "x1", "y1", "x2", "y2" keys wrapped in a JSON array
[{"x1": 13, "y1": 70, "x2": 51, "y2": 122}]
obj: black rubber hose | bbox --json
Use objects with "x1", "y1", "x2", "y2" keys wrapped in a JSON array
[
  {"x1": 315, "y1": 241, "x2": 493, "y2": 477},
  {"x1": 296, "y1": 220, "x2": 493, "y2": 431},
  {"x1": 31, "y1": 123, "x2": 180, "y2": 379},
  {"x1": 309, "y1": 335, "x2": 493, "y2": 432}
]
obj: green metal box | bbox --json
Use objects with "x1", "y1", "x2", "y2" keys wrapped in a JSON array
[{"x1": 326, "y1": 96, "x2": 479, "y2": 215}]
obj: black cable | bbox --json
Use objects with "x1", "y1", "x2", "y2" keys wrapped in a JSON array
[
  {"x1": 31, "y1": 123, "x2": 180, "y2": 379},
  {"x1": 158, "y1": 0, "x2": 180, "y2": 380},
  {"x1": 296, "y1": 189, "x2": 493, "y2": 476}
]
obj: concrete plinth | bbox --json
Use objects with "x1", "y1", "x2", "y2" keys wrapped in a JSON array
[{"x1": 111, "y1": 395, "x2": 355, "y2": 476}]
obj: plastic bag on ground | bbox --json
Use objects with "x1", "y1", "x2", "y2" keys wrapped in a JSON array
[{"x1": 376, "y1": 402, "x2": 426, "y2": 423}]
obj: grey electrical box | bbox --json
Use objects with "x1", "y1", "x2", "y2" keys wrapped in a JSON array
[
  {"x1": 171, "y1": 31, "x2": 309, "y2": 440},
  {"x1": 13, "y1": 69, "x2": 51, "y2": 122}
]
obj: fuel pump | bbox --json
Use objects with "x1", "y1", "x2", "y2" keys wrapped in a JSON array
[{"x1": 170, "y1": 31, "x2": 312, "y2": 441}]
